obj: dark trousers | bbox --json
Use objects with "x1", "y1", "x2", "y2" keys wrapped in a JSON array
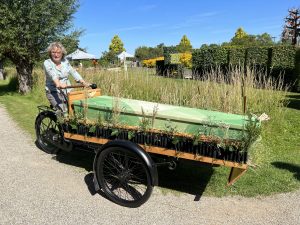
[{"x1": 46, "y1": 90, "x2": 68, "y2": 113}]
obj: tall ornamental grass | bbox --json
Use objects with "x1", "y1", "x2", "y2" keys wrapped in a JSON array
[
  {"x1": 74, "y1": 67, "x2": 288, "y2": 119},
  {"x1": 28, "y1": 66, "x2": 287, "y2": 127}
]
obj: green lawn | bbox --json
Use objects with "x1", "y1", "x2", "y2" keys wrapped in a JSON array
[
  {"x1": 0, "y1": 74, "x2": 299, "y2": 197},
  {"x1": 0, "y1": 77, "x2": 48, "y2": 136}
]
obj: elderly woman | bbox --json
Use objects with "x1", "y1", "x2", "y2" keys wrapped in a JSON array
[{"x1": 43, "y1": 42, "x2": 88, "y2": 113}]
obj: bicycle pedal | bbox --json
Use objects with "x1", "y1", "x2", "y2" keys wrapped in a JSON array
[{"x1": 52, "y1": 134, "x2": 59, "y2": 141}]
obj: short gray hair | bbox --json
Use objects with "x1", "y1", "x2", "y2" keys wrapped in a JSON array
[{"x1": 47, "y1": 42, "x2": 67, "y2": 58}]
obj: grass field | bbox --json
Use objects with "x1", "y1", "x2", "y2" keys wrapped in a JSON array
[{"x1": 0, "y1": 67, "x2": 299, "y2": 197}]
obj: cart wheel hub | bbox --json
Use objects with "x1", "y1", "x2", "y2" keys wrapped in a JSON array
[{"x1": 118, "y1": 171, "x2": 131, "y2": 182}]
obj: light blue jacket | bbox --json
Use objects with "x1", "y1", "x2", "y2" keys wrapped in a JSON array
[{"x1": 43, "y1": 58, "x2": 83, "y2": 92}]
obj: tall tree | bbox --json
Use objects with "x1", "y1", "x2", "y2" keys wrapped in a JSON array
[
  {"x1": 109, "y1": 35, "x2": 125, "y2": 55},
  {"x1": 135, "y1": 46, "x2": 150, "y2": 60},
  {"x1": 59, "y1": 30, "x2": 83, "y2": 54},
  {"x1": 0, "y1": 0, "x2": 80, "y2": 94},
  {"x1": 282, "y1": 8, "x2": 300, "y2": 45},
  {"x1": 99, "y1": 51, "x2": 118, "y2": 67},
  {"x1": 256, "y1": 33, "x2": 273, "y2": 45},
  {"x1": 229, "y1": 27, "x2": 273, "y2": 46},
  {"x1": 234, "y1": 27, "x2": 248, "y2": 39},
  {"x1": 230, "y1": 27, "x2": 251, "y2": 45},
  {"x1": 177, "y1": 35, "x2": 192, "y2": 53}
]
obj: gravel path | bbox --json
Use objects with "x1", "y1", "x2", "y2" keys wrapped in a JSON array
[{"x1": 0, "y1": 105, "x2": 299, "y2": 225}]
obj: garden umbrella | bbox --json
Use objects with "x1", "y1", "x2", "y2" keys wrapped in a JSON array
[
  {"x1": 117, "y1": 51, "x2": 134, "y2": 61},
  {"x1": 66, "y1": 49, "x2": 97, "y2": 60}
]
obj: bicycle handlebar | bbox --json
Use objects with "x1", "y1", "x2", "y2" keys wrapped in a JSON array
[{"x1": 59, "y1": 83, "x2": 97, "y2": 89}]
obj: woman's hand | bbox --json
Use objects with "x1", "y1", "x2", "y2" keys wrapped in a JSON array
[
  {"x1": 54, "y1": 79, "x2": 67, "y2": 89},
  {"x1": 80, "y1": 80, "x2": 90, "y2": 87},
  {"x1": 59, "y1": 83, "x2": 68, "y2": 88}
]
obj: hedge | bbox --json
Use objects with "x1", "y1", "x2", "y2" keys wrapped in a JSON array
[
  {"x1": 192, "y1": 46, "x2": 227, "y2": 69},
  {"x1": 226, "y1": 46, "x2": 247, "y2": 67},
  {"x1": 295, "y1": 49, "x2": 300, "y2": 91},
  {"x1": 246, "y1": 46, "x2": 270, "y2": 67},
  {"x1": 192, "y1": 45, "x2": 300, "y2": 91},
  {"x1": 271, "y1": 45, "x2": 296, "y2": 70},
  {"x1": 161, "y1": 45, "x2": 300, "y2": 91}
]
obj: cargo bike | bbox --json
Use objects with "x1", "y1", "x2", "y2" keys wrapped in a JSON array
[{"x1": 35, "y1": 84, "x2": 259, "y2": 208}]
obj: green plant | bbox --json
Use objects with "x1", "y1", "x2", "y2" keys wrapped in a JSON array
[
  {"x1": 67, "y1": 111, "x2": 84, "y2": 130},
  {"x1": 217, "y1": 123, "x2": 230, "y2": 149},
  {"x1": 164, "y1": 119, "x2": 178, "y2": 136},
  {"x1": 127, "y1": 130, "x2": 136, "y2": 140},
  {"x1": 89, "y1": 125, "x2": 96, "y2": 133},
  {"x1": 139, "y1": 107, "x2": 151, "y2": 132},
  {"x1": 242, "y1": 113, "x2": 261, "y2": 152},
  {"x1": 82, "y1": 89, "x2": 90, "y2": 123},
  {"x1": 96, "y1": 112, "x2": 104, "y2": 126},
  {"x1": 151, "y1": 104, "x2": 159, "y2": 128},
  {"x1": 192, "y1": 128, "x2": 204, "y2": 146},
  {"x1": 110, "y1": 97, "x2": 122, "y2": 127},
  {"x1": 171, "y1": 136, "x2": 181, "y2": 145},
  {"x1": 111, "y1": 128, "x2": 119, "y2": 137}
]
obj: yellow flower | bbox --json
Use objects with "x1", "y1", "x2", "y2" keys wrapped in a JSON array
[{"x1": 142, "y1": 57, "x2": 164, "y2": 68}]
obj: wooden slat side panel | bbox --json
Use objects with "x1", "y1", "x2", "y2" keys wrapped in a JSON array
[
  {"x1": 68, "y1": 89, "x2": 101, "y2": 97},
  {"x1": 144, "y1": 146, "x2": 248, "y2": 169},
  {"x1": 64, "y1": 133, "x2": 108, "y2": 145},
  {"x1": 64, "y1": 133, "x2": 248, "y2": 169}
]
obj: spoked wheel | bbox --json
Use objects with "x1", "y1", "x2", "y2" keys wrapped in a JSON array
[
  {"x1": 96, "y1": 146, "x2": 153, "y2": 208},
  {"x1": 35, "y1": 113, "x2": 62, "y2": 154}
]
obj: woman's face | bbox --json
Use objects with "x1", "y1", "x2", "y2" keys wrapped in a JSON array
[{"x1": 51, "y1": 47, "x2": 63, "y2": 64}]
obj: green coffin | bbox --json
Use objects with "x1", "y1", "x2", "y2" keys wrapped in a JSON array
[{"x1": 73, "y1": 96, "x2": 251, "y2": 140}]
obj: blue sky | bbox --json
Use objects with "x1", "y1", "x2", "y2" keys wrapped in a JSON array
[{"x1": 73, "y1": 0, "x2": 300, "y2": 57}]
